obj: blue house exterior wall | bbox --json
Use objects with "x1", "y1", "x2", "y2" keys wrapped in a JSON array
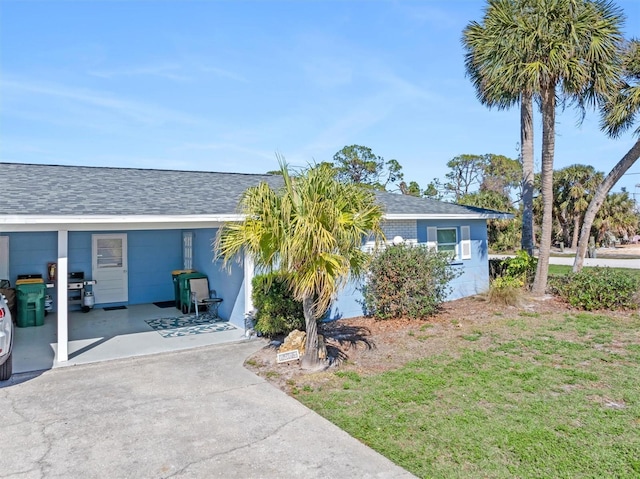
[
  {"x1": 417, "y1": 219, "x2": 490, "y2": 300},
  {"x1": 126, "y1": 230, "x2": 183, "y2": 304},
  {"x1": 3, "y1": 229, "x2": 245, "y2": 325},
  {"x1": 3, "y1": 218, "x2": 490, "y2": 325},
  {"x1": 6, "y1": 230, "x2": 182, "y2": 309},
  {"x1": 6, "y1": 231, "x2": 57, "y2": 286},
  {"x1": 190, "y1": 228, "x2": 246, "y2": 328},
  {"x1": 327, "y1": 219, "x2": 490, "y2": 320}
]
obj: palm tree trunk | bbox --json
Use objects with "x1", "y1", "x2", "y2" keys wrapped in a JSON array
[
  {"x1": 571, "y1": 214, "x2": 580, "y2": 250},
  {"x1": 573, "y1": 138, "x2": 640, "y2": 272},
  {"x1": 301, "y1": 295, "x2": 321, "y2": 370},
  {"x1": 532, "y1": 86, "x2": 556, "y2": 296},
  {"x1": 520, "y1": 92, "x2": 535, "y2": 256}
]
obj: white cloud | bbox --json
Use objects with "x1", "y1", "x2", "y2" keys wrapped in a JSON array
[{"x1": 1, "y1": 77, "x2": 203, "y2": 126}]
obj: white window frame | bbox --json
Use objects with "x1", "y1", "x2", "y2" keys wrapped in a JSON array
[{"x1": 426, "y1": 225, "x2": 471, "y2": 261}]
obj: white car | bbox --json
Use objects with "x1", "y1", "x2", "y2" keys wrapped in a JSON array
[{"x1": 0, "y1": 293, "x2": 13, "y2": 381}]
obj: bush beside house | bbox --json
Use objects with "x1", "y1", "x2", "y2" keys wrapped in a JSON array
[{"x1": 362, "y1": 244, "x2": 461, "y2": 320}]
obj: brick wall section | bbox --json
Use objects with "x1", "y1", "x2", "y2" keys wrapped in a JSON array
[{"x1": 381, "y1": 220, "x2": 417, "y2": 241}]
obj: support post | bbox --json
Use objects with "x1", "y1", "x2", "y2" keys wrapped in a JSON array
[
  {"x1": 243, "y1": 252, "x2": 254, "y2": 317},
  {"x1": 56, "y1": 230, "x2": 69, "y2": 363}
]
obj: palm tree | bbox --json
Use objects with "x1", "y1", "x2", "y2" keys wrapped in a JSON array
[
  {"x1": 463, "y1": 1, "x2": 535, "y2": 256},
  {"x1": 464, "y1": 0, "x2": 624, "y2": 295},
  {"x1": 593, "y1": 191, "x2": 639, "y2": 244},
  {"x1": 553, "y1": 165, "x2": 603, "y2": 249},
  {"x1": 574, "y1": 40, "x2": 640, "y2": 271},
  {"x1": 214, "y1": 160, "x2": 385, "y2": 369}
]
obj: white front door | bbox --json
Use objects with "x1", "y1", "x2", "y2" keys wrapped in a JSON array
[{"x1": 92, "y1": 233, "x2": 128, "y2": 304}]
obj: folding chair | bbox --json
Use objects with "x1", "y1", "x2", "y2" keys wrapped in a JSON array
[{"x1": 187, "y1": 277, "x2": 222, "y2": 318}]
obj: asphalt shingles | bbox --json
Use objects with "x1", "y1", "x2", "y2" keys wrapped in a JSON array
[{"x1": 1, "y1": 162, "x2": 508, "y2": 218}]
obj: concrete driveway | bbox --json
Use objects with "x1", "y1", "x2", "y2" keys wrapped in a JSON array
[{"x1": 1, "y1": 341, "x2": 414, "y2": 479}]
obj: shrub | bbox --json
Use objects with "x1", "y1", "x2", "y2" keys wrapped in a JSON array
[
  {"x1": 488, "y1": 258, "x2": 507, "y2": 280},
  {"x1": 503, "y1": 250, "x2": 537, "y2": 287},
  {"x1": 361, "y1": 244, "x2": 461, "y2": 320},
  {"x1": 550, "y1": 267, "x2": 640, "y2": 311},
  {"x1": 251, "y1": 273, "x2": 304, "y2": 336},
  {"x1": 488, "y1": 275, "x2": 523, "y2": 306}
]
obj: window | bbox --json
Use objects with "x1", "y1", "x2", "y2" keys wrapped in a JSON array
[
  {"x1": 96, "y1": 238, "x2": 124, "y2": 268},
  {"x1": 436, "y1": 228, "x2": 457, "y2": 256},
  {"x1": 183, "y1": 231, "x2": 193, "y2": 270},
  {"x1": 427, "y1": 226, "x2": 471, "y2": 260}
]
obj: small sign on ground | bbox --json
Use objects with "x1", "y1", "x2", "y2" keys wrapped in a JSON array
[{"x1": 277, "y1": 349, "x2": 300, "y2": 363}]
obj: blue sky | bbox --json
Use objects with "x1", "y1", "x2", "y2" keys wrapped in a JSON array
[{"x1": 2, "y1": 0, "x2": 640, "y2": 198}]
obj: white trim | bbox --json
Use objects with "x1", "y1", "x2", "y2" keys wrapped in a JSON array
[
  {"x1": 0, "y1": 214, "x2": 243, "y2": 227},
  {"x1": 1, "y1": 221, "x2": 230, "y2": 233},
  {"x1": 56, "y1": 230, "x2": 69, "y2": 363},
  {"x1": 0, "y1": 211, "x2": 512, "y2": 229},
  {"x1": 384, "y1": 213, "x2": 513, "y2": 220}
]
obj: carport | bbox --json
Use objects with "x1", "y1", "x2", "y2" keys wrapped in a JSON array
[
  {"x1": 0, "y1": 165, "x2": 283, "y2": 368},
  {"x1": 12, "y1": 303, "x2": 249, "y2": 373}
]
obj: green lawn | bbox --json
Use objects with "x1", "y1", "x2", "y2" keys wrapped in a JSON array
[{"x1": 297, "y1": 312, "x2": 640, "y2": 478}]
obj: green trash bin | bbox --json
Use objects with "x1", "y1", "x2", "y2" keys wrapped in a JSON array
[
  {"x1": 171, "y1": 269, "x2": 195, "y2": 309},
  {"x1": 177, "y1": 272, "x2": 207, "y2": 313},
  {"x1": 16, "y1": 280, "x2": 46, "y2": 327}
]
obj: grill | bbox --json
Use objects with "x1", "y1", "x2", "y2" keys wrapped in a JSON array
[{"x1": 67, "y1": 272, "x2": 96, "y2": 308}]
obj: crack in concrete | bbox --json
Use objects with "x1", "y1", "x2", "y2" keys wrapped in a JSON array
[
  {"x1": 1, "y1": 397, "x2": 50, "y2": 478},
  {"x1": 162, "y1": 409, "x2": 312, "y2": 478},
  {"x1": 2, "y1": 466, "x2": 45, "y2": 478},
  {"x1": 34, "y1": 419, "x2": 55, "y2": 479},
  {"x1": 2, "y1": 388, "x2": 30, "y2": 427}
]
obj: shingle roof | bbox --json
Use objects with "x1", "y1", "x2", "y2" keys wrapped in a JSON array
[
  {"x1": 374, "y1": 190, "x2": 507, "y2": 217},
  {"x1": 0, "y1": 163, "x2": 282, "y2": 216},
  {"x1": 0, "y1": 163, "x2": 510, "y2": 219}
]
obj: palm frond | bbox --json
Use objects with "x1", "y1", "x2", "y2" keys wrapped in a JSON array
[{"x1": 214, "y1": 159, "x2": 385, "y2": 320}]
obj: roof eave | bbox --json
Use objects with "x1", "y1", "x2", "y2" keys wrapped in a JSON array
[
  {"x1": 0, "y1": 211, "x2": 514, "y2": 231},
  {"x1": 384, "y1": 213, "x2": 515, "y2": 220},
  {"x1": 0, "y1": 214, "x2": 245, "y2": 224}
]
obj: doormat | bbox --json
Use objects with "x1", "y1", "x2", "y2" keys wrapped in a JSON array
[
  {"x1": 153, "y1": 301, "x2": 177, "y2": 309},
  {"x1": 103, "y1": 305, "x2": 127, "y2": 311},
  {"x1": 145, "y1": 315, "x2": 236, "y2": 338}
]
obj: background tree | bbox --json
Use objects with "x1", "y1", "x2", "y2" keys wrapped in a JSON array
[
  {"x1": 398, "y1": 180, "x2": 423, "y2": 197},
  {"x1": 215, "y1": 160, "x2": 384, "y2": 369},
  {"x1": 331, "y1": 144, "x2": 429, "y2": 195},
  {"x1": 440, "y1": 153, "x2": 521, "y2": 251},
  {"x1": 593, "y1": 191, "x2": 639, "y2": 245},
  {"x1": 459, "y1": 189, "x2": 520, "y2": 251},
  {"x1": 574, "y1": 39, "x2": 640, "y2": 271},
  {"x1": 552, "y1": 165, "x2": 603, "y2": 249},
  {"x1": 333, "y1": 144, "x2": 383, "y2": 185},
  {"x1": 443, "y1": 153, "x2": 521, "y2": 204},
  {"x1": 423, "y1": 178, "x2": 445, "y2": 200},
  {"x1": 444, "y1": 154, "x2": 486, "y2": 201},
  {"x1": 481, "y1": 153, "x2": 522, "y2": 199}
]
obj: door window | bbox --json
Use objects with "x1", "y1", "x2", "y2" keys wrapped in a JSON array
[{"x1": 96, "y1": 238, "x2": 123, "y2": 268}]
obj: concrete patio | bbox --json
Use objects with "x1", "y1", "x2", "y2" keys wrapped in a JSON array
[{"x1": 13, "y1": 303, "x2": 248, "y2": 374}]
